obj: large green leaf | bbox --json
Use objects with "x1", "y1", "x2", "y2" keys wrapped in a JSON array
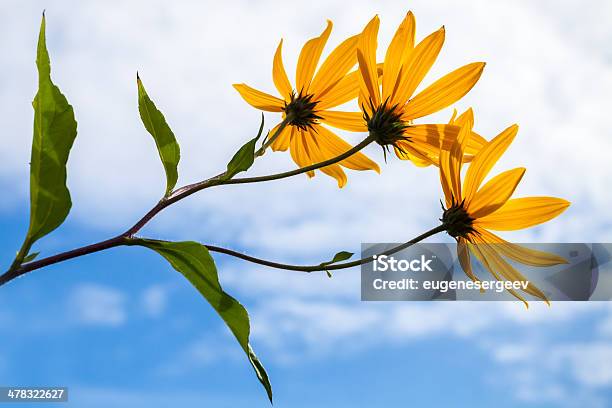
[
  {"x1": 13, "y1": 14, "x2": 78, "y2": 267},
  {"x1": 222, "y1": 114, "x2": 265, "y2": 180},
  {"x1": 137, "y1": 75, "x2": 180, "y2": 196},
  {"x1": 129, "y1": 239, "x2": 273, "y2": 402}
]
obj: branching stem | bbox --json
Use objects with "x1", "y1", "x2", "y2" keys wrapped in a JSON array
[{"x1": 0, "y1": 125, "x2": 382, "y2": 286}]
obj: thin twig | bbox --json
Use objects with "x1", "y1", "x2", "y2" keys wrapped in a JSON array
[{"x1": 205, "y1": 224, "x2": 447, "y2": 272}]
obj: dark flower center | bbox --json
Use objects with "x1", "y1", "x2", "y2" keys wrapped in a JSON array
[
  {"x1": 363, "y1": 99, "x2": 409, "y2": 159},
  {"x1": 284, "y1": 91, "x2": 321, "y2": 131},
  {"x1": 441, "y1": 200, "x2": 475, "y2": 238}
]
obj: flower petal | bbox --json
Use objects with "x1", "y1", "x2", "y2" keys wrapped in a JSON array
[
  {"x1": 316, "y1": 70, "x2": 361, "y2": 110},
  {"x1": 315, "y1": 125, "x2": 380, "y2": 173},
  {"x1": 468, "y1": 167, "x2": 526, "y2": 218},
  {"x1": 458, "y1": 237, "x2": 480, "y2": 283},
  {"x1": 296, "y1": 20, "x2": 333, "y2": 93},
  {"x1": 448, "y1": 108, "x2": 489, "y2": 158},
  {"x1": 289, "y1": 129, "x2": 315, "y2": 177},
  {"x1": 467, "y1": 238, "x2": 528, "y2": 307},
  {"x1": 305, "y1": 129, "x2": 347, "y2": 188},
  {"x1": 475, "y1": 197, "x2": 570, "y2": 231},
  {"x1": 395, "y1": 140, "x2": 435, "y2": 167},
  {"x1": 463, "y1": 124, "x2": 518, "y2": 205},
  {"x1": 471, "y1": 233, "x2": 549, "y2": 303},
  {"x1": 383, "y1": 11, "x2": 416, "y2": 103},
  {"x1": 448, "y1": 110, "x2": 474, "y2": 199},
  {"x1": 439, "y1": 150, "x2": 454, "y2": 206},
  {"x1": 272, "y1": 40, "x2": 293, "y2": 100},
  {"x1": 311, "y1": 35, "x2": 360, "y2": 99},
  {"x1": 475, "y1": 228, "x2": 568, "y2": 266},
  {"x1": 404, "y1": 124, "x2": 460, "y2": 151},
  {"x1": 402, "y1": 122, "x2": 482, "y2": 172},
  {"x1": 392, "y1": 26, "x2": 445, "y2": 106},
  {"x1": 319, "y1": 110, "x2": 367, "y2": 132},
  {"x1": 439, "y1": 131, "x2": 469, "y2": 203},
  {"x1": 466, "y1": 131, "x2": 488, "y2": 156},
  {"x1": 403, "y1": 62, "x2": 485, "y2": 120},
  {"x1": 269, "y1": 123, "x2": 293, "y2": 152},
  {"x1": 233, "y1": 84, "x2": 285, "y2": 112},
  {"x1": 357, "y1": 16, "x2": 381, "y2": 107}
]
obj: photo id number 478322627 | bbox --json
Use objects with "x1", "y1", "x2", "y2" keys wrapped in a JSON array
[{"x1": 0, "y1": 387, "x2": 68, "y2": 402}]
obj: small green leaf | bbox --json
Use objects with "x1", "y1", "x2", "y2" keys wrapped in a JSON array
[
  {"x1": 137, "y1": 75, "x2": 180, "y2": 196},
  {"x1": 129, "y1": 239, "x2": 273, "y2": 402},
  {"x1": 222, "y1": 114, "x2": 264, "y2": 180},
  {"x1": 23, "y1": 252, "x2": 40, "y2": 263},
  {"x1": 320, "y1": 251, "x2": 353, "y2": 278},
  {"x1": 320, "y1": 251, "x2": 354, "y2": 267},
  {"x1": 12, "y1": 13, "x2": 78, "y2": 269}
]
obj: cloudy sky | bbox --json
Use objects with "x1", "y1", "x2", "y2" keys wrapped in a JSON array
[{"x1": 1, "y1": 0, "x2": 611, "y2": 407}]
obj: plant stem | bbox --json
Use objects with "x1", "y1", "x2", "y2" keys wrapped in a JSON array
[
  {"x1": 126, "y1": 134, "x2": 375, "y2": 235},
  {"x1": 0, "y1": 235, "x2": 129, "y2": 285},
  {"x1": 0, "y1": 132, "x2": 376, "y2": 286},
  {"x1": 2, "y1": 224, "x2": 447, "y2": 286},
  {"x1": 205, "y1": 224, "x2": 447, "y2": 272}
]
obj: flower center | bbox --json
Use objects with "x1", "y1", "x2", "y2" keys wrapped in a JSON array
[
  {"x1": 363, "y1": 99, "x2": 409, "y2": 158},
  {"x1": 283, "y1": 91, "x2": 321, "y2": 131},
  {"x1": 441, "y1": 200, "x2": 475, "y2": 238}
]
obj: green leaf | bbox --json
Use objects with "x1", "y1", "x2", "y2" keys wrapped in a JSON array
[
  {"x1": 320, "y1": 251, "x2": 354, "y2": 279},
  {"x1": 137, "y1": 74, "x2": 180, "y2": 196},
  {"x1": 320, "y1": 251, "x2": 354, "y2": 267},
  {"x1": 222, "y1": 114, "x2": 264, "y2": 180},
  {"x1": 23, "y1": 252, "x2": 40, "y2": 263},
  {"x1": 12, "y1": 14, "x2": 78, "y2": 268},
  {"x1": 129, "y1": 239, "x2": 273, "y2": 402}
]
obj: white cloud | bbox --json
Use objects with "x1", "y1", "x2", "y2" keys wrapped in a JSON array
[
  {"x1": 597, "y1": 302, "x2": 612, "y2": 337},
  {"x1": 495, "y1": 341, "x2": 612, "y2": 408},
  {"x1": 492, "y1": 344, "x2": 536, "y2": 364},
  {"x1": 157, "y1": 332, "x2": 242, "y2": 376},
  {"x1": 69, "y1": 283, "x2": 126, "y2": 326},
  {"x1": 140, "y1": 284, "x2": 168, "y2": 318},
  {"x1": 247, "y1": 293, "x2": 605, "y2": 362},
  {"x1": 553, "y1": 343, "x2": 612, "y2": 388}
]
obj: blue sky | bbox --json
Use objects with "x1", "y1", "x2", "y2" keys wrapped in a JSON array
[
  {"x1": 1, "y1": 0, "x2": 612, "y2": 407},
  {"x1": 2, "y1": 213, "x2": 612, "y2": 408}
]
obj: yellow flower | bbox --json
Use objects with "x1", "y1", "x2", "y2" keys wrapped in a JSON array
[
  {"x1": 354, "y1": 13, "x2": 487, "y2": 166},
  {"x1": 439, "y1": 108, "x2": 570, "y2": 306},
  {"x1": 233, "y1": 20, "x2": 380, "y2": 187}
]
